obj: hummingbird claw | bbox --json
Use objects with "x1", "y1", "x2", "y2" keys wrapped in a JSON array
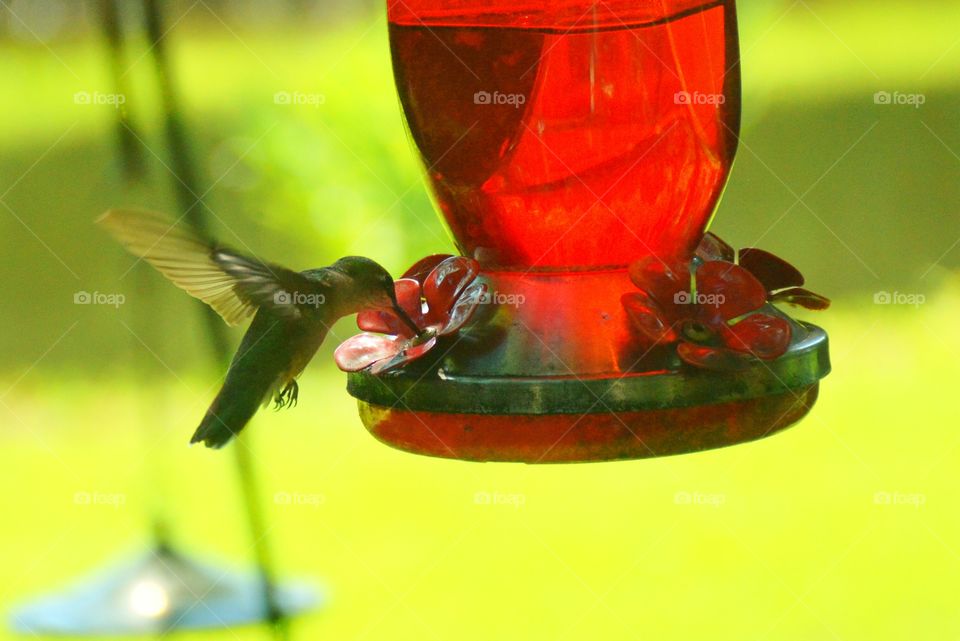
[{"x1": 274, "y1": 380, "x2": 299, "y2": 410}]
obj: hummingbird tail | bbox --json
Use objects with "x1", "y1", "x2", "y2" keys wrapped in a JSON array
[{"x1": 191, "y1": 380, "x2": 266, "y2": 448}]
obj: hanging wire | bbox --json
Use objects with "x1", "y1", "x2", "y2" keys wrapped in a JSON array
[{"x1": 137, "y1": 0, "x2": 289, "y2": 635}]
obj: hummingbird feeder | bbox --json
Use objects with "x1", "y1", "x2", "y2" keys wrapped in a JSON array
[{"x1": 337, "y1": 0, "x2": 830, "y2": 462}]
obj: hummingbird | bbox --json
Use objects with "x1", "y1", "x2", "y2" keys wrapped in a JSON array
[{"x1": 98, "y1": 209, "x2": 418, "y2": 448}]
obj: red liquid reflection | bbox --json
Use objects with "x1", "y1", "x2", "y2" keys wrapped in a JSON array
[{"x1": 389, "y1": 0, "x2": 740, "y2": 269}]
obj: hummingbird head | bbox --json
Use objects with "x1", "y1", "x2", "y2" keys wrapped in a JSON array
[{"x1": 331, "y1": 256, "x2": 420, "y2": 335}]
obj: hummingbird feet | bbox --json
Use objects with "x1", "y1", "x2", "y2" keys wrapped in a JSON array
[{"x1": 274, "y1": 380, "x2": 299, "y2": 410}]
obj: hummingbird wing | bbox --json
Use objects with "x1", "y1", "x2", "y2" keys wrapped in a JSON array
[{"x1": 98, "y1": 208, "x2": 329, "y2": 325}]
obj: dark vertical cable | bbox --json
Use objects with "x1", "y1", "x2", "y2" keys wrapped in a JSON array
[
  {"x1": 139, "y1": 0, "x2": 286, "y2": 634},
  {"x1": 96, "y1": 0, "x2": 175, "y2": 550},
  {"x1": 140, "y1": 0, "x2": 232, "y2": 362},
  {"x1": 96, "y1": 0, "x2": 146, "y2": 180}
]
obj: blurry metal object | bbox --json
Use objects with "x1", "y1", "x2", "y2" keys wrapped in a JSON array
[{"x1": 9, "y1": 546, "x2": 317, "y2": 636}]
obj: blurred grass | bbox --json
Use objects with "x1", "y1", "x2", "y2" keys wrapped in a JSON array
[
  {"x1": 2, "y1": 0, "x2": 960, "y2": 639},
  {"x1": 4, "y1": 292, "x2": 960, "y2": 640}
]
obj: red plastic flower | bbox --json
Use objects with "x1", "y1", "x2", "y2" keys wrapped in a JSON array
[
  {"x1": 334, "y1": 255, "x2": 486, "y2": 374},
  {"x1": 699, "y1": 233, "x2": 830, "y2": 311},
  {"x1": 622, "y1": 233, "x2": 830, "y2": 371}
]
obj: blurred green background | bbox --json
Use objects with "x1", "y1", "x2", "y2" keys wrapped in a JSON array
[{"x1": 2, "y1": 0, "x2": 959, "y2": 639}]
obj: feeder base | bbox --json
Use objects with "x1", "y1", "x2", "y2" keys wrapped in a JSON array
[
  {"x1": 347, "y1": 324, "x2": 829, "y2": 463},
  {"x1": 357, "y1": 385, "x2": 817, "y2": 463}
]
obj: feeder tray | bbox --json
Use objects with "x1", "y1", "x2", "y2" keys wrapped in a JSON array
[{"x1": 348, "y1": 272, "x2": 829, "y2": 462}]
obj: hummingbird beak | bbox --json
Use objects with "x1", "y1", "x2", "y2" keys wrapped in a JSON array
[{"x1": 392, "y1": 302, "x2": 421, "y2": 336}]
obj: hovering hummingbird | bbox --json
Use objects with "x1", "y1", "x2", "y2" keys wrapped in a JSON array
[{"x1": 98, "y1": 209, "x2": 418, "y2": 448}]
